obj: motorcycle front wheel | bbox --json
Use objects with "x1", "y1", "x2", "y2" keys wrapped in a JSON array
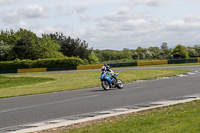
[
  {"x1": 102, "y1": 80, "x2": 110, "y2": 90},
  {"x1": 117, "y1": 79, "x2": 123, "y2": 89}
]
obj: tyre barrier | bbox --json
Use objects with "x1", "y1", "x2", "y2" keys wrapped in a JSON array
[
  {"x1": 168, "y1": 58, "x2": 198, "y2": 64},
  {"x1": 0, "y1": 58, "x2": 200, "y2": 73},
  {"x1": 77, "y1": 64, "x2": 104, "y2": 70},
  {"x1": 0, "y1": 69, "x2": 18, "y2": 74},
  {"x1": 137, "y1": 60, "x2": 168, "y2": 66},
  {"x1": 108, "y1": 62, "x2": 137, "y2": 68},
  {"x1": 47, "y1": 66, "x2": 77, "y2": 71},
  {"x1": 18, "y1": 68, "x2": 47, "y2": 73},
  {"x1": 198, "y1": 58, "x2": 200, "y2": 63}
]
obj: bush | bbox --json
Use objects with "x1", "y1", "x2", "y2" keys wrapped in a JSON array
[
  {"x1": 31, "y1": 57, "x2": 84, "y2": 68},
  {"x1": 171, "y1": 44, "x2": 189, "y2": 59},
  {"x1": 0, "y1": 61, "x2": 15, "y2": 70},
  {"x1": 0, "y1": 57, "x2": 84, "y2": 70}
]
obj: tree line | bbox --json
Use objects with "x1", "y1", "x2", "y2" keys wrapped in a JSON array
[
  {"x1": 0, "y1": 29, "x2": 94, "y2": 63},
  {"x1": 94, "y1": 43, "x2": 200, "y2": 62},
  {"x1": 0, "y1": 29, "x2": 200, "y2": 64}
]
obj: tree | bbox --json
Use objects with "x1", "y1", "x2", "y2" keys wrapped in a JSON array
[
  {"x1": 148, "y1": 46, "x2": 160, "y2": 59},
  {"x1": 187, "y1": 47, "x2": 198, "y2": 58},
  {"x1": 136, "y1": 47, "x2": 147, "y2": 59},
  {"x1": 132, "y1": 51, "x2": 139, "y2": 60},
  {"x1": 32, "y1": 36, "x2": 64, "y2": 59},
  {"x1": 194, "y1": 45, "x2": 200, "y2": 57},
  {"x1": 88, "y1": 51, "x2": 99, "y2": 64},
  {"x1": 0, "y1": 41, "x2": 12, "y2": 61},
  {"x1": 145, "y1": 50, "x2": 153, "y2": 59},
  {"x1": 122, "y1": 48, "x2": 132, "y2": 60},
  {"x1": 12, "y1": 29, "x2": 64, "y2": 60},
  {"x1": 46, "y1": 33, "x2": 92, "y2": 60},
  {"x1": 13, "y1": 34, "x2": 34, "y2": 59},
  {"x1": 161, "y1": 42, "x2": 168, "y2": 50},
  {"x1": 160, "y1": 48, "x2": 172, "y2": 59},
  {"x1": 12, "y1": 29, "x2": 38, "y2": 60},
  {"x1": 171, "y1": 44, "x2": 189, "y2": 59},
  {"x1": 0, "y1": 29, "x2": 17, "y2": 46}
]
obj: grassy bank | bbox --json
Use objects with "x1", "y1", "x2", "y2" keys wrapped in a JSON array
[
  {"x1": 0, "y1": 69, "x2": 189, "y2": 98},
  {"x1": 64, "y1": 100, "x2": 200, "y2": 133}
]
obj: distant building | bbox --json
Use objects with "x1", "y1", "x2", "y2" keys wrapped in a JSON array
[{"x1": 170, "y1": 54, "x2": 183, "y2": 59}]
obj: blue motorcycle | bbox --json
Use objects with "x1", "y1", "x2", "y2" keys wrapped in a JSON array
[{"x1": 100, "y1": 72, "x2": 123, "y2": 90}]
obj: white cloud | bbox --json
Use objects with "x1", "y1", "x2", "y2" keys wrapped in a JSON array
[
  {"x1": 74, "y1": 2, "x2": 91, "y2": 22},
  {"x1": 166, "y1": 15, "x2": 200, "y2": 30},
  {"x1": 16, "y1": 21, "x2": 30, "y2": 29},
  {"x1": 0, "y1": 0, "x2": 18, "y2": 5},
  {"x1": 3, "y1": 5, "x2": 48, "y2": 24},
  {"x1": 78, "y1": 6, "x2": 200, "y2": 49},
  {"x1": 35, "y1": 24, "x2": 73, "y2": 36},
  {"x1": 3, "y1": 10, "x2": 19, "y2": 23},
  {"x1": 18, "y1": 5, "x2": 48, "y2": 19},
  {"x1": 126, "y1": 19, "x2": 147, "y2": 27},
  {"x1": 78, "y1": 14, "x2": 91, "y2": 22},
  {"x1": 124, "y1": 0, "x2": 168, "y2": 7},
  {"x1": 75, "y1": 2, "x2": 89, "y2": 13},
  {"x1": 186, "y1": 0, "x2": 200, "y2": 2},
  {"x1": 103, "y1": 6, "x2": 140, "y2": 22},
  {"x1": 53, "y1": 4, "x2": 72, "y2": 17},
  {"x1": 78, "y1": 8, "x2": 157, "y2": 49},
  {"x1": 168, "y1": 20, "x2": 185, "y2": 27},
  {"x1": 184, "y1": 14, "x2": 200, "y2": 22}
]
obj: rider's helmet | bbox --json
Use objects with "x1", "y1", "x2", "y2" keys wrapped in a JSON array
[
  {"x1": 105, "y1": 65, "x2": 110, "y2": 70},
  {"x1": 101, "y1": 66, "x2": 106, "y2": 71}
]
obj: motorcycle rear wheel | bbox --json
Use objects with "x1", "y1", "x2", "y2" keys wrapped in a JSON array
[{"x1": 102, "y1": 80, "x2": 110, "y2": 90}]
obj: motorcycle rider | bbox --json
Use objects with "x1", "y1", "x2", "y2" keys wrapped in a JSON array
[
  {"x1": 101, "y1": 64, "x2": 117, "y2": 84},
  {"x1": 101, "y1": 65, "x2": 106, "y2": 75},
  {"x1": 101, "y1": 64, "x2": 114, "y2": 74},
  {"x1": 104, "y1": 64, "x2": 114, "y2": 75}
]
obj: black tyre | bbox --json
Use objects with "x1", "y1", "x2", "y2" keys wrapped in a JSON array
[
  {"x1": 117, "y1": 79, "x2": 123, "y2": 89},
  {"x1": 102, "y1": 80, "x2": 110, "y2": 90}
]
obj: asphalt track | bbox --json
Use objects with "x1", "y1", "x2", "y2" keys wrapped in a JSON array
[{"x1": 0, "y1": 65, "x2": 200, "y2": 130}]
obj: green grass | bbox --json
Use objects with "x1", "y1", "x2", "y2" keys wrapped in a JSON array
[
  {"x1": 0, "y1": 69, "x2": 190, "y2": 98},
  {"x1": 65, "y1": 100, "x2": 200, "y2": 133},
  {"x1": 0, "y1": 75, "x2": 55, "y2": 88}
]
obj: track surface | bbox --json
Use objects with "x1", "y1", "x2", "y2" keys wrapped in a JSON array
[{"x1": 0, "y1": 66, "x2": 200, "y2": 129}]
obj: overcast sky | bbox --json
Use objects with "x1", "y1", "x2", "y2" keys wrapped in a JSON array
[{"x1": 1, "y1": 0, "x2": 200, "y2": 50}]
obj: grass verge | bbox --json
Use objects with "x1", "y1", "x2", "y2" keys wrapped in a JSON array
[
  {"x1": 58, "y1": 100, "x2": 200, "y2": 133},
  {"x1": 0, "y1": 69, "x2": 190, "y2": 98},
  {"x1": 0, "y1": 75, "x2": 55, "y2": 89}
]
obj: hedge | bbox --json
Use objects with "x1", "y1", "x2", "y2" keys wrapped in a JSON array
[
  {"x1": 0, "y1": 57, "x2": 84, "y2": 70},
  {"x1": 31, "y1": 57, "x2": 84, "y2": 68},
  {"x1": 0, "y1": 59, "x2": 32, "y2": 70}
]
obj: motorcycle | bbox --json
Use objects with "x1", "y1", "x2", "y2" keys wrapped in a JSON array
[{"x1": 100, "y1": 72, "x2": 123, "y2": 90}]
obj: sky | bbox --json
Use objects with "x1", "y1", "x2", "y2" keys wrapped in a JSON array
[{"x1": 0, "y1": 0, "x2": 200, "y2": 50}]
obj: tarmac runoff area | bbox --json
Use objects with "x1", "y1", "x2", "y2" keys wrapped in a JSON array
[{"x1": 4, "y1": 93, "x2": 200, "y2": 133}]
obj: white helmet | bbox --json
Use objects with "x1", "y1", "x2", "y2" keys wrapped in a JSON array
[{"x1": 101, "y1": 66, "x2": 106, "y2": 71}]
